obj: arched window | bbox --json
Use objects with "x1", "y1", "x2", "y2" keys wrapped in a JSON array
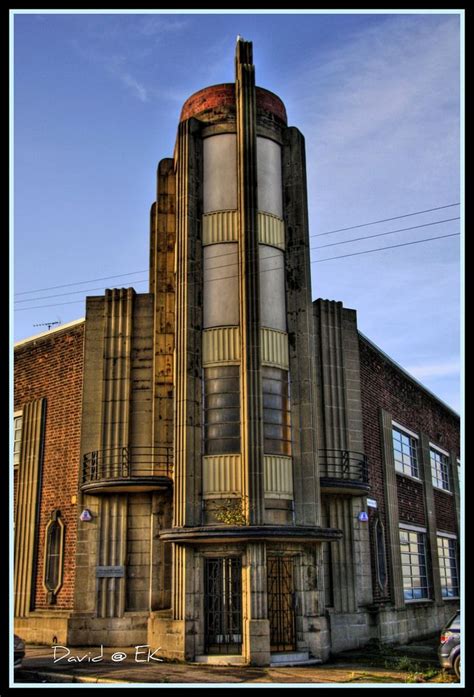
[
  {"x1": 374, "y1": 517, "x2": 388, "y2": 592},
  {"x1": 43, "y1": 510, "x2": 65, "y2": 604}
]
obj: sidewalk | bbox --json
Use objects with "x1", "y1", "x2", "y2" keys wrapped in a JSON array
[{"x1": 14, "y1": 638, "x2": 457, "y2": 685}]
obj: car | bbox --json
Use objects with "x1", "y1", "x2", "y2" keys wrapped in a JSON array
[
  {"x1": 14, "y1": 634, "x2": 25, "y2": 670},
  {"x1": 438, "y1": 611, "x2": 460, "y2": 679}
]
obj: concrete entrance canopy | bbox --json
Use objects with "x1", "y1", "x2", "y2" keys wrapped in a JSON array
[{"x1": 159, "y1": 525, "x2": 343, "y2": 544}]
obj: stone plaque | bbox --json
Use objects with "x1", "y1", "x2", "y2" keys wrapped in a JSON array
[{"x1": 96, "y1": 565, "x2": 125, "y2": 578}]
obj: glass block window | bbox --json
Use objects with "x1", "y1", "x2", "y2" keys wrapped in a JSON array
[
  {"x1": 375, "y1": 518, "x2": 388, "y2": 591},
  {"x1": 430, "y1": 448, "x2": 451, "y2": 492},
  {"x1": 262, "y1": 366, "x2": 291, "y2": 456},
  {"x1": 14, "y1": 413, "x2": 23, "y2": 468},
  {"x1": 392, "y1": 426, "x2": 419, "y2": 478},
  {"x1": 399, "y1": 527, "x2": 430, "y2": 601},
  {"x1": 437, "y1": 535, "x2": 459, "y2": 598},
  {"x1": 204, "y1": 366, "x2": 240, "y2": 455}
]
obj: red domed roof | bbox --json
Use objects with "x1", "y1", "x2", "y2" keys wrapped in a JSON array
[{"x1": 179, "y1": 83, "x2": 287, "y2": 125}]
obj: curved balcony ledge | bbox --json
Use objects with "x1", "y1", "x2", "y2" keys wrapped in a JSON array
[
  {"x1": 158, "y1": 524, "x2": 343, "y2": 545},
  {"x1": 319, "y1": 449, "x2": 370, "y2": 497},
  {"x1": 80, "y1": 446, "x2": 173, "y2": 495},
  {"x1": 320, "y1": 478, "x2": 371, "y2": 496}
]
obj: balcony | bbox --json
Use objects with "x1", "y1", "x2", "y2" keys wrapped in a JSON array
[
  {"x1": 319, "y1": 449, "x2": 370, "y2": 496},
  {"x1": 80, "y1": 446, "x2": 173, "y2": 494}
]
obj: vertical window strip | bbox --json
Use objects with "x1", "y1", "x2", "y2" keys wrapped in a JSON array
[{"x1": 14, "y1": 413, "x2": 23, "y2": 468}]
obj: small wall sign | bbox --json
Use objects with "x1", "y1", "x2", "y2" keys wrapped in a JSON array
[
  {"x1": 358, "y1": 511, "x2": 369, "y2": 522},
  {"x1": 367, "y1": 498, "x2": 378, "y2": 509},
  {"x1": 96, "y1": 565, "x2": 125, "y2": 578},
  {"x1": 79, "y1": 509, "x2": 93, "y2": 522}
]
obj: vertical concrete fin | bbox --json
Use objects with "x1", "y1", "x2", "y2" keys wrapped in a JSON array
[
  {"x1": 173, "y1": 119, "x2": 202, "y2": 529},
  {"x1": 380, "y1": 409, "x2": 405, "y2": 608},
  {"x1": 102, "y1": 288, "x2": 135, "y2": 454},
  {"x1": 14, "y1": 398, "x2": 46, "y2": 617},
  {"x1": 235, "y1": 38, "x2": 264, "y2": 525},
  {"x1": 420, "y1": 434, "x2": 443, "y2": 603},
  {"x1": 152, "y1": 158, "x2": 176, "y2": 455},
  {"x1": 282, "y1": 127, "x2": 320, "y2": 525}
]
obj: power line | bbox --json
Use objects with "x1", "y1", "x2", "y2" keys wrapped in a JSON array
[
  {"x1": 15, "y1": 269, "x2": 147, "y2": 296},
  {"x1": 314, "y1": 202, "x2": 461, "y2": 237},
  {"x1": 16, "y1": 232, "x2": 460, "y2": 310},
  {"x1": 14, "y1": 203, "x2": 461, "y2": 298},
  {"x1": 14, "y1": 279, "x2": 149, "y2": 304},
  {"x1": 311, "y1": 217, "x2": 460, "y2": 250},
  {"x1": 313, "y1": 233, "x2": 460, "y2": 263}
]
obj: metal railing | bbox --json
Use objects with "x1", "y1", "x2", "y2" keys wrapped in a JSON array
[
  {"x1": 319, "y1": 449, "x2": 369, "y2": 484},
  {"x1": 81, "y1": 445, "x2": 173, "y2": 484}
]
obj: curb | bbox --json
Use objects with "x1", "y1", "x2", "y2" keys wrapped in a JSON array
[{"x1": 17, "y1": 670, "x2": 133, "y2": 684}]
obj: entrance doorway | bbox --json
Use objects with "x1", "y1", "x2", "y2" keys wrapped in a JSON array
[
  {"x1": 204, "y1": 557, "x2": 242, "y2": 654},
  {"x1": 267, "y1": 556, "x2": 296, "y2": 652}
]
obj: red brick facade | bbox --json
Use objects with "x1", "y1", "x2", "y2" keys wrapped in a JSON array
[
  {"x1": 14, "y1": 322, "x2": 84, "y2": 610},
  {"x1": 359, "y1": 335, "x2": 460, "y2": 603}
]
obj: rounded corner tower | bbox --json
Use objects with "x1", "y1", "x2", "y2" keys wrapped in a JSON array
[{"x1": 147, "y1": 37, "x2": 342, "y2": 666}]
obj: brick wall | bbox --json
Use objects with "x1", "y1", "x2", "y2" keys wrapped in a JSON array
[
  {"x1": 434, "y1": 489, "x2": 457, "y2": 534},
  {"x1": 359, "y1": 335, "x2": 459, "y2": 602},
  {"x1": 14, "y1": 322, "x2": 84, "y2": 610},
  {"x1": 396, "y1": 475, "x2": 425, "y2": 526}
]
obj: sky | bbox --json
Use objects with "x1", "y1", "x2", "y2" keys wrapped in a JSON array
[{"x1": 12, "y1": 10, "x2": 462, "y2": 412}]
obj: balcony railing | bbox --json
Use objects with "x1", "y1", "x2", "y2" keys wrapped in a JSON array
[
  {"x1": 319, "y1": 449, "x2": 369, "y2": 493},
  {"x1": 81, "y1": 445, "x2": 173, "y2": 491}
]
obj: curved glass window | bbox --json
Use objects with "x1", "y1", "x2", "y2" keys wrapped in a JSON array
[
  {"x1": 204, "y1": 366, "x2": 240, "y2": 454},
  {"x1": 262, "y1": 367, "x2": 291, "y2": 455}
]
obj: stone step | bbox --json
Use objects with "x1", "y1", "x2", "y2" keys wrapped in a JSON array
[{"x1": 270, "y1": 651, "x2": 322, "y2": 667}]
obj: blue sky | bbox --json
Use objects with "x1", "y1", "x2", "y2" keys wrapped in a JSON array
[{"x1": 12, "y1": 11, "x2": 462, "y2": 411}]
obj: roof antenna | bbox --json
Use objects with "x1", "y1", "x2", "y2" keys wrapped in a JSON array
[{"x1": 33, "y1": 320, "x2": 61, "y2": 331}]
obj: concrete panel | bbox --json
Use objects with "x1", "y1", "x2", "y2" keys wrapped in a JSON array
[
  {"x1": 259, "y1": 245, "x2": 286, "y2": 332},
  {"x1": 202, "y1": 211, "x2": 238, "y2": 244},
  {"x1": 257, "y1": 137, "x2": 283, "y2": 217},
  {"x1": 203, "y1": 134, "x2": 237, "y2": 213},
  {"x1": 264, "y1": 455, "x2": 293, "y2": 499},
  {"x1": 258, "y1": 212, "x2": 285, "y2": 249},
  {"x1": 203, "y1": 454, "x2": 242, "y2": 497},
  {"x1": 202, "y1": 326, "x2": 241, "y2": 366},
  {"x1": 260, "y1": 327, "x2": 289, "y2": 369},
  {"x1": 203, "y1": 243, "x2": 239, "y2": 328}
]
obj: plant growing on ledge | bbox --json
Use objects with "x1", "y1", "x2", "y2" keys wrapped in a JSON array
[{"x1": 214, "y1": 497, "x2": 250, "y2": 526}]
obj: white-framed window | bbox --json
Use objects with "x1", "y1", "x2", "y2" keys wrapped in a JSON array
[
  {"x1": 399, "y1": 524, "x2": 430, "y2": 601},
  {"x1": 14, "y1": 411, "x2": 23, "y2": 468},
  {"x1": 437, "y1": 533, "x2": 459, "y2": 599},
  {"x1": 430, "y1": 445, "x2": 451, "y2": 492},
  {"x1": 392, "y1": 424, "x2": 419, "y2": 479}
]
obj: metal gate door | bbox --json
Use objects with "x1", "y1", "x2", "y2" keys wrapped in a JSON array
[
  {"x1": 204, "y1": 557, "x2": 242, "y2": 654},
  {"x1": 267, "y1": 556, "x2": 296, "y2": 652}
]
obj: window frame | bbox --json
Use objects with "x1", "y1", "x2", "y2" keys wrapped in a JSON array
[
  {"x1": 429, "y1": 443, "x2": 451, "y2": 492},
  {"x1": 392, "y1": 423, "x2": 420, "y2": 480},
  {"x1": 399, "y1": 523, "x2": 430, "y2": 602},
  {"x1": 437, "y1": 531, "x2": 459, "y2": 599}
]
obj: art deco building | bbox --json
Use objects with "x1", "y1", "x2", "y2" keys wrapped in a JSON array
[{"x1": 14, "y1": 38, "x2": 460, "y2": 667}]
